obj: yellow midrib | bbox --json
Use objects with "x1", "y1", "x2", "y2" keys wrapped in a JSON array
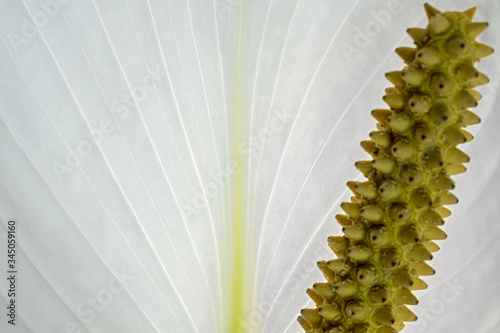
[{"x1": 229, "y1": 1, "x2": 247, "y2": 333}]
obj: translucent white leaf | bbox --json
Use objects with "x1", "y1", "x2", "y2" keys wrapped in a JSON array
[{"x1": 0, "y1": 0, "x2": 499, "y2": 332}]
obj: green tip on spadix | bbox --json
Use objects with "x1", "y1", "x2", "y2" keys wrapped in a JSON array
[
  {"x1": 424, "y1": 3, "x2": 442, "y2": 19},
  {"x1": 462, "y1": 7, "x2": 477, "y2": 20}
]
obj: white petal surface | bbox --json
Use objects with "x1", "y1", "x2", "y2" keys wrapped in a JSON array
[{"x1": 0, "y1": 1, "x2": 499, "y2": 333}]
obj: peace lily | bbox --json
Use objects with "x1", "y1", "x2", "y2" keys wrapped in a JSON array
[{"x1": 0, "y1": 1, "x2": 499, "y2": 333}]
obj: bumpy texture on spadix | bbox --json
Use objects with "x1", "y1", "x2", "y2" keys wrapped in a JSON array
[{"x1": 298, "y1": 4, "x2": 493, "y2": 333}]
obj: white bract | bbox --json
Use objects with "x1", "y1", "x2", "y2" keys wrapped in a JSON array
[{"x1": 0, "y1": 1, "x2": 499, "y2": 332}]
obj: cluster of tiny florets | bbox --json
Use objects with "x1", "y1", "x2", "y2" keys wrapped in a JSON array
[{"x1": 299, "y1": 4, "x2": 492, "y2": 333}]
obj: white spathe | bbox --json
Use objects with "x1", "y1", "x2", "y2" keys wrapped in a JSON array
[{"x1": 0, "y1": 0, "x2": 499, "y2": 332}]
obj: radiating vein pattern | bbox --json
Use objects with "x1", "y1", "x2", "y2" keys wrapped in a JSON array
[{"x1": 0, "y1": 1, "x2": 499, "y2": 333}]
